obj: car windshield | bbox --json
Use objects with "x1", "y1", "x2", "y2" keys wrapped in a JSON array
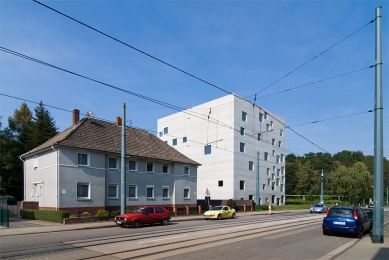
[
  {"x1": 328, "y1": 208, "x2": 353, "y2": 217},
  {"x1": 130, "y1": 208, "x2": 144, "y2": 214},
  {"x1": 211, "y1": 206, "x2": 223, "y2": 210},
  {"x1": 313, "y1": 204, "x2": 323, "y2": 207}
]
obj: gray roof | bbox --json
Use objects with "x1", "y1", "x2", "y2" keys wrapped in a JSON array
[{"x1": 21, "y1": 118, "x2": 200, "y2": 165}]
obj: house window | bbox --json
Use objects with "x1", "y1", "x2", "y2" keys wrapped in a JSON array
[
  {"x1": 280, "y1": 129, "x2": 283, "y2": 136},
  {"x1": 273, "y1": 166, "x2": 276, "y2": 171},
  {"x1": 281, "y1": 184, "x2": 284, "y2": 192},
  {"x1": 129, "y1": 185, "x2": 137, "y2": 199},
  {"x1": 282, "y1": 176, "x2": 285, "y2": 183},
  {"x1": 281, "y1": 154, "x2": 284, "y2": 162},
  {"x1": 272, "y1": 150, "x2": 275, "y2": 156},
  {"x1": 184, "y1": 166, "x2": 190, "y2": 175},
  {"x1": 78, "y1": 153, "x2": 88, "y2": 166},
  {"x1": 266, "y1": 124, "x2": 270, "y2": 131},
  {"x1": 162, "y1": 186, "x2": 169, "y2": 199},
  {"x1": 240, "y1": 142, "x2": 245, "y2": 153},
  {"x1": 277, "y1": 168, "x2": 280, "y2": 176},
  {"x1": 204, "y1": 145, "x2": 211, "y2": 155},
  {"x1": 263, "y1": 184, "x2": 266, "y2": 190},
  {"x1": 272, "y1": 139, "x2": 275, "y2": 145},
  {"x1": 267, "y1": 179, "x2": 271, "y2": 185},
  {"x1": 146, "y1": 185, "x2": 154, "y2": 199},
  {"x1": 183, "y1": 137, "x2": 187, "y2": 143},
  {"x1": 272, "y1": 173, "x2": 275, "y2": 180},
  {"x1": 147, "y1": 162, "x2": 154, "y2": 172},
  {"x1": 162, "y1": 164, "x2": 169, "y2": 174},
  {"x1": 218, "y1": 180, "x2": 223, "y2": 187},
  {"x1": 242, "y1": 111, "x2": 247, "y2": 122},
  {"x1": 240, "y1": 180, "x2": 245, "y2": 190},
  {"x1": 128, "y1": 160, "x2": 136, "y2": 171},
  {"x1": 33, "y1": 156, "x2": 38, "y2": 170},
  {"x1": 272, "y1": 182, "x2": 275, "y2": 190},
  {"x1": 164, "y1": 127, "x2": 168, "y2": 134},
  {"x1": 264, "y1": 112, "x2": 268, "y2": 119},
  {"x1": 249, "y1": 195, "x2": 253, "y2": 200},
  {"x1": 173, "y1": 138, "x2": 177, "y2": 146},
  {"x1": 77, "y1": 182, "x2": 90, "y2": 199},
  {"x1": 272, "y1": 195, "x2": 276, "y2": 203},
  {"x1": 183, "y1": 187, "x2": 190, "y2": 199},
  {"x1": 278, "y1": 141, "x2": 281, "y2": 147},
  {"x1": 276, "y1": 178, "x2": 280, "y2": 186},
  {"x1": 270, "y1": 121, "x2": 273, "y2": 127},
  {"x1": 264, "y1": 152, "x2": 269, "y2": 161},
  {"x1": 108, "y1": 184, "x2": 118, "y2": 199},
  {"x1": 281, "y1": 167, "x2": 285, "y2": 174},
  {"x1": 259, "y1": 113, "x2": 263, "y2": 122},
  {"x1": 276, "y1": 155, "x2": 280, "y2": 164},
  {"x1": 249, "y1": 161, "x2": 254, "y2": 171},
  {"x1": 108, "y1": 158, "x2": 117, "y2": 169},
  {"x1": 267, "y1": 168, "x2": 270, "y2": 175},
  {"x1": 258, "y1": 133, "x2": 262, "y2": 140},
  {"x1": 159, "y1": 131, "x2": 162, "y2": 137},
  {"x1": 240, "y1": 127, "x2": 245, "y2": 136}
]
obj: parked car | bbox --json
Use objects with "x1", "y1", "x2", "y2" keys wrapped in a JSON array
[
  {"x1": 114, "y1": 206, "x2": 171, "y2": 228},
  {"x1": 322, "y1": 206, "x2": 371, "y2": 238},
  {"x1": 204, "y1": 206, "x2": 236, "y2": 220},
  {"x1": 362, "y1": 208, "x2": 373, "y2": 229},
  {"x1": 310, "y1": 203, "x2": 328, "y2": 213}
]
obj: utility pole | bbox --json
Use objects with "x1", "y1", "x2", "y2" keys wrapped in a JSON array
[
  {"x1": 256, "y1": 151, "x2": 260, "y2": 206},
  {"x1": 120, "y1": 103, "x2": 126, "y2": 215},
  {"x1": 372, "y1": 6, "x2": 384, "y2": 244},
  {"x1": 320, "y1": 169, "x2": 324, "y2": 203}
]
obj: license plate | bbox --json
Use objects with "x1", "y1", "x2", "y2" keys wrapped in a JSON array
[
  {"x1": 333, "y1": 221, "x2": 345, "y2": 225},
  {"x1": 116, "y1": 222, "x2": 122, "y2": 224}
]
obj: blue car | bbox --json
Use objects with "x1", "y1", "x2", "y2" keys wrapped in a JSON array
[{"x1": 322, "y1": 206, "x2": 371, "y2": 238}]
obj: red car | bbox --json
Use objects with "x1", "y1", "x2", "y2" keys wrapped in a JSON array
[{"x1": 114, "y1": 206, "x2": 171, "y2": 228}]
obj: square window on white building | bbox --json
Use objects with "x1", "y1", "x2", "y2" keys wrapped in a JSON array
[
  {"x1": 159, "y1": 131, "x2": 162, "y2": 137},
  {"x1": 129, "y1": 185, "x2": 137, "y2": 199},
  {"x1": 173, "y1": 138, "x2": 177, "y2": 146},
  {"x1": 267, "y1": 179, "x2": 271, "y2": 185},
  {"x1": 164, "y1": 127, "x2": 168, "y2": 134},
  {"x1": 240, "y1": 180, "x2": 245, "y2": 190},
  {"x1": 183, "y1": 187, "x2": 190, "y2": 199},
  {"x1": 266, "y1": 124, "x2": 270, "y2": 131},
  {"x1": 264, "y1": 112, "x2": 268, "y2": 119},
  {"x1": 108, "y1": 158, "x2": 117, "y2": 169},
  {"x1": 281, "y1": 167, "x2": 285, "y2": 174},
  {"x1": 162, "y1": 186, "x2": 169, "y2": 199},
  {"x1": 162, "y1": 164, "x2": 169, "y2": 174},
  {"x1": 184, "y1": 166, "x2": 190, "y2": 175},
  {"x1": 272, "y1": 139, "x2": 275, "y2": 145},
  {"x1": 77, "y1": 182, "x2": 90, "y2": 199},
  {"x1": 278, "y1": 141, "x2": 282, "y2": 147},
  {"x1": 129, "y1": 160, "x2": 137, "y2": 171},
  {"x1": 263, "y1": 184, "x2": 266, "y2": 190},
  {"x1": 204, "y1": 145, "x2": 211, "y2": 155},
  {"x1": 270, "y1": 121, "x2": 273, "y2": 127},
  {"x1": 280, "y1": 129, "x2": 283, "y2": 136},
  {"x1": 277, "y1": 168, "x2": 280, "y2": 176},
  {"x1": 267, "y1": 168, "x2": 270, "y2": 175},
  {"x1": 249, "y1": 161, "x2": 254, "y2": 171},
  {"x1": 273, "y1": 166, "x2": 276, "y2": 171},
  {"x1": 272, "y1": 182, "x2": 275, "y2": 190},
  {"x1": 264, "y1": 152, "x2": 269, "y2": 161},
  {"x1": 281, "y1": 184, "x2": 284, "y2": 192},
  {"x1": 259, "y1": 113, "x2": 263, "y2": 122},
  {"x1": 147, "y1": 162, "x2": 154, "y2": 172},
  {"x1": 146, "y1": 185, "x2": 154, "y2": 199},
  {"x1": 78, "y1": 152, "x2": 88, "y2": 166},
  {"x1": 218, "y1": 180, "x2": 223, "y2": 187},
  {"x1": 183, "y1": 137, "x2": 187, "y2": 143},
  {"x1": 281, "y1": 154, "x2": 285, "y2": 162},
  {"x1": 272, "y1": 173, "x2": 275, "y2": 180},
  {"x1": 240, "y1": 127, "x2": 245, "y2": 136},
  {"x1": 258, "y1": 133, "x2": 262, "y2": 140},
  {"x1": 242, "y1": 111, "x2": 247, "y2": 122},
  {"x1": 272, "y1": 150, "x2": 275, "y2": 156},
  {"x1": 240, "y1": 142, "x2": 245, "y2": 153},
  {"x1": 276, "y1": 155, "x2": 280, "y2": 164},
  {"x1": 108, "y1": 184, "x2": 118, "y2": 199}
]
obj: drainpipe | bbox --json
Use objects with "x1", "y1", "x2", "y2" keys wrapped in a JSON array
[
  {"x1": 19, "y1": 156, "x2": 26, "y2": 202},
  {"x1": 51, "y1": 146, "x2": 59, "y2": 211}
]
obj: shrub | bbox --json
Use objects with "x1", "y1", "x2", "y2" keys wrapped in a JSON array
[
  {"x1": 4, "y1": 195, "x2": 17, "y2": 205},
  {"x1": 110, "y1": 210, "x2": 120, "y2": 216},
  {"x1": 69, "y1": 215, "x2": 77, "y2": 218},
  {"x1": 256, "y1": 204, "x2": 269, "y2": 211},
  {"x1": 20, "y1": 209, "x2": 69, "y2": 223},
  {"x1": 95, "y1": 209, "x2": 109, "y2": 217},
  {"x1": 227, "y1": 199, "x2": 236, "y2": 209}
]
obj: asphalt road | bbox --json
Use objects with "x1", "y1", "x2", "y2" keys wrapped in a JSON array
[{"x1": 1, "y1": 211, "x2": 385, "y2": 260}]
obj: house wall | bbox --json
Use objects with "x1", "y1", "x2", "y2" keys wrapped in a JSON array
[
  {"x1": 158, "y1": 94, "x2": 286, "y2": 204},
  {"x1": 24, "y1": 149, "x2": 58, "y2": 208}
]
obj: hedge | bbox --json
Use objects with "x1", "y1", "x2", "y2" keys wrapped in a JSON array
[{"x1": 20, "y1": 209, "x2": 69, "y2": 223}]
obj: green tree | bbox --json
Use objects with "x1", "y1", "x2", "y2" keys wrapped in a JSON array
[{"x1": 30, "y1": 101, "x2": 58, "y2": 147}]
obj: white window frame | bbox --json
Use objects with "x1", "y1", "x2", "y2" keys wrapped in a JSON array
[
  {"x1": 183, "y1": 136, "x2": 187, "y2": 143},
  {"x1": 240, "y1": 127, "x2": 245, "y2": 136},
  {"x1": 267, "y1": 168, "x2": 270, "y2": 175},
  {"x1": 77, "y1": 152, "x2": 89, "y2": 166},
  {"x1": 242, "y1": 111, "x2": 247, "y2": 122},
  {"x1": 218, "y1": 180, "x2": 223, "y2": 187},
  {"x1": 264, "y1": 152, "x2": 269, "y2": 161},
  {"x1": 162, "y1": 164, "x2": 169, "y2": 174},
  {"x1": 108, "y1": 157, "x2": 118, "y2": 170},
  {"x1": 77, "y1": 182, "x2": 90, "y2": 200},
  {"x1": 147, "y1": 162, "x2": 154, "y2": 172},
  {"x1": 146, "y1": 185, "x2": 154, "y2": 199},
  {"x1": 240, "y1": 142, "x2": 245, "y2": 153},
  {"x1": 249, "y1": 161, "x2": 254, "y2": 171},
  {"x1": 183, "y1": 187, "x2": 190, "y2": 199},
  {"x1": 162, "y1": 186, "x2": 170, "y2": 199},
  {"x1": 173, "y1": 138, "x2": 177, "y2": 146},
  {"x1": 129, "y1": 184, "x2": 138, "y2": 199},
  {"x1": 128, "y1": 160, "x2": 137, "y2": 171},
  {"x1": 184, "y1": 165, "x2": 190, "y2": 175},
  {"x1": 108, "y1": 184, "x2": 118, "y2": 199},
  {"x1": 240, "y1": 180, "x2": 245, "y2": 190},
  {"x1": 204, "y1": 145, "x2": 211, "y2": 155},
  {"x1": 263, "y1": 184, "x2": 266, "y2": 190},
  {"x1": 164, "y1": 127, "x2": 168, "y2": 134}
]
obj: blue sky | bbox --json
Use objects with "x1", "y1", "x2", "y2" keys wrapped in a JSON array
[{"x1": 1, "y1": 0, "x2": 388, "y2": 158}]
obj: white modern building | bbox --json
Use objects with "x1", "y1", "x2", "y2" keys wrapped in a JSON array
[{"x1": 158, "y1": 94, "x2": 286, "y2": 205}]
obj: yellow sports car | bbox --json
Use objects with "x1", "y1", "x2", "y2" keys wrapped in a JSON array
[{"x1": 203, "y1": 206, "x2": 236, "y2": 220}]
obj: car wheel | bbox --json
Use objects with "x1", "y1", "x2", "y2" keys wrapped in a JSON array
[
  {"x1": 132, "y1": 220, "x2": 140, "y2": 228},
  {"x1": 161, "y1": 218, "x2": 168, "y2": 226},
  {"x1": 323, "y1": 230, "x2": 329, "y2": 235},
  {"x1": 231, "y1": 213, "x2": 236, "y2": 219},
  {"x1": 217, "y1": 214, "x2": 222, "y2": 220},
  {"x1": 357, "y1": 228, "x2": 364, "y2": 239}
]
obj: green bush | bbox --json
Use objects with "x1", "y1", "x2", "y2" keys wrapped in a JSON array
[
  {"x1": 20, "y1": 209, "x2": 69, "y2": 223},
  {"x1": 4, "y1": 195, "x2": 17, "y2": 205},
  {"x1": 256, "y1": 204, "x2": 269, "y2": 211},
  {"x1": 95, "y1": 209, "x2": 109, "y2": 217},
  {"x1": 110, "y1": 210, "x2": 120, "y2": 216},
  {"x1": 227, "y1": 199, "x2": 236, "y2": 209}
]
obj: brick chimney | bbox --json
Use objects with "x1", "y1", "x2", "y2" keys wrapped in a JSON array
[
  {"x1": 116, "y1": 117, "x2": 122, "y2": 126},
  {"x1": 72, "y1": 109, "x2": 80, "y2": 125}
]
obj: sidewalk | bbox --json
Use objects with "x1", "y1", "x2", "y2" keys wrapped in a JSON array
[{"x1": 1, "y1": 210, "x2": 388, "y2": 260}]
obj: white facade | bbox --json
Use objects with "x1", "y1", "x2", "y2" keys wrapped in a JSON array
[{"x1": 158, "y1": 94, "x2": 286, "y2": 205}]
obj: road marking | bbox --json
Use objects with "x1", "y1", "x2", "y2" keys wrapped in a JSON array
[
  {"x1": 317, "y1": 239, "x2": 359, "y2": 260},
  {"x1": 137, "y1": 235, "x2": 188, "y2": 244}
]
